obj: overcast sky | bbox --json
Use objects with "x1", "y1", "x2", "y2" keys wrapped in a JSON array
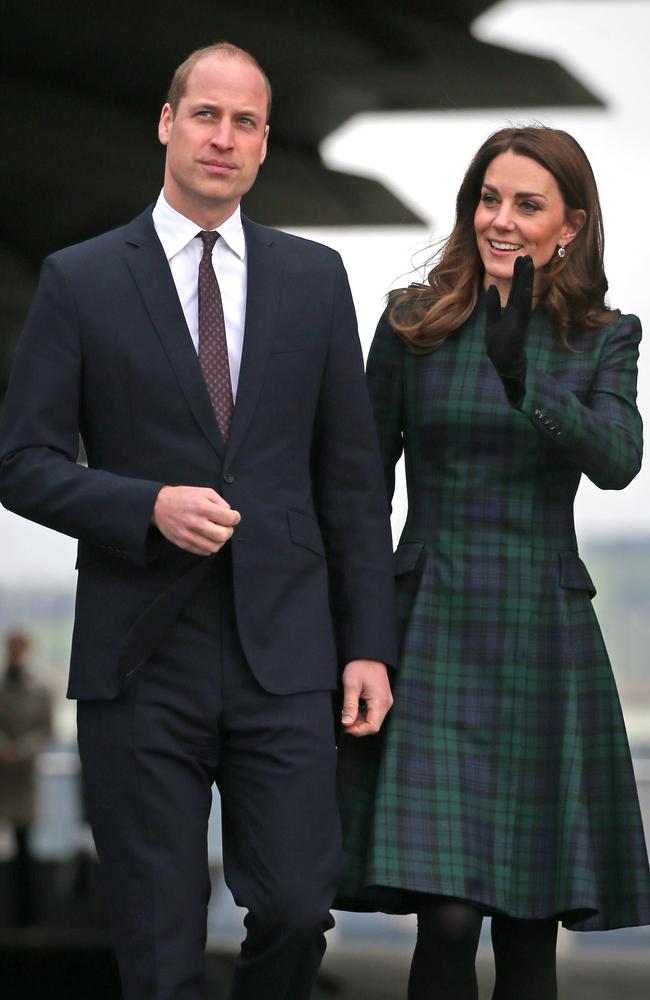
[
  {"x1": 1, "y1": 1, "x2": 648, "y2": 585},
  {"x1": 316, "y1": 0, "x2": 650, "y2": 546}
]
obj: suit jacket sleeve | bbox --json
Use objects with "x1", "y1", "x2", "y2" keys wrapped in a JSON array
[
  {"x1": 311, "y1": 262, "x2": 398, "y2": 669},
  {"x1": 0, "y1": 255, "x2": 164, "y2": 566},
  {"x1": 518, "y1": 314, "x2": 643, "y2": 489},
  {"x1": 365, "y1": 309, "x2": 405, "y2": 507}
]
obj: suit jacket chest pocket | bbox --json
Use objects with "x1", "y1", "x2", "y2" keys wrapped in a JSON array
[{"x1": 263, "y1": 338, "x2": 326, "y2": 425}]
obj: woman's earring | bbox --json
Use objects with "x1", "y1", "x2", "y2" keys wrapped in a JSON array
[{"x1": 557, "y1": 245, "x2": 566, "y2": 258}]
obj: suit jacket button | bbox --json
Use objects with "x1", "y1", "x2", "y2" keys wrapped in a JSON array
[{"x1": 223, "y1": 472, "x2": 235, "y2": 484}]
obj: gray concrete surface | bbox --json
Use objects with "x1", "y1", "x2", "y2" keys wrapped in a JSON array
[{"x1": 317, "y1": 949, "x2": 650, "y2": 999}]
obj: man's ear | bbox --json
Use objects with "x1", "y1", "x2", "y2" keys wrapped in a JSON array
[{"x1": 158, "y1": 103, "x2": 173, "y2": 147}]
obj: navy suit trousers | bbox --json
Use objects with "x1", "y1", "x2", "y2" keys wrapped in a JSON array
[{"x1": 77, "y1": 548, "x2": 342, "y2": 1000}]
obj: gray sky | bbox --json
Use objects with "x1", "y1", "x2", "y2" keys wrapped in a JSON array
[
  {"x1": 316, "y1": 0, "x2": 650, "y2": 546},
  {"x1": 1, "y1": 0, "x2": 648, "y2": 584}
]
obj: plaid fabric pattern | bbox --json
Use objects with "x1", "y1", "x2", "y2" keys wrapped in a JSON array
[{"x1": 336, "y1": 301, "x2": 650, "y2": 931}]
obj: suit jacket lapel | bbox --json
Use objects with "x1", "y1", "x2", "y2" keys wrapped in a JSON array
[
  {"x1": 123, "y1": 208, "x2": 225, "y2": 459},
  {"x1": 225, "y1": 216, "x2": 283, "y2": 465}
]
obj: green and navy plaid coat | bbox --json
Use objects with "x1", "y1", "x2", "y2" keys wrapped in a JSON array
[{"x1": 336, "y1": 298, "x2": 650, "y2": 930}]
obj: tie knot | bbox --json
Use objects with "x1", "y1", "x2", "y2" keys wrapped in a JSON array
[{"x1": 199, "y1": 230, "x2": 219, "y2": 255}]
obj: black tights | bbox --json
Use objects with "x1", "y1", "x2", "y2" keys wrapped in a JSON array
[
  {"x1": 408, "y1": 898, "x2": 482, "y2": 1000},
  {"x1": 407, "y1": 898, "x2": 558, "y2": 1000}
]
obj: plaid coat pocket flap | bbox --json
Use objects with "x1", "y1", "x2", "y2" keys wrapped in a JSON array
[
  {"x1": 393, "y1": 541, "x2": 425, "y2": 576},
  {"x1": 558, "y1": 551, "x2": 597, "y2": 597}
]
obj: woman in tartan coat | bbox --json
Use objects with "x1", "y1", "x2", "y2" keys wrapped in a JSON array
[{"x1": 336, "y1": 127, "x2": 650, "y2": 999}]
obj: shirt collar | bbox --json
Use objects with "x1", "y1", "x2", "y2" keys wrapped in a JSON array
[{"x1": 152, "y1": 191, "x2": 246, "y2": 262}]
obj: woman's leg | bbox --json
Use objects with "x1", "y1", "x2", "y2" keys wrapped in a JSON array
[
  {"x1": 491, "y1": 915, "x2": 558, "y2": 1000},
  {"x1": 407, "y1": 897, "x2": 483, "y2": 1000}
]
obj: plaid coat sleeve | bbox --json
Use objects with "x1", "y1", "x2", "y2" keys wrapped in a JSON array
[
  {"x1": 365, "y1": 311, "x2": 405, "y2": 505},
  {"x1": 518, "y1": 314, "x2": 643, "y2": 489}
]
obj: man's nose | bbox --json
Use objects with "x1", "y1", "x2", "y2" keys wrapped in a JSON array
[{"x1": 210, "y1": 119, "x2": 235, "y2": 149}]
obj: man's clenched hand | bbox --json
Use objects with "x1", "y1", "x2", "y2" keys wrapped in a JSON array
[{"x1": 152, "y1": 486, "x2": 240, "y2": 555}]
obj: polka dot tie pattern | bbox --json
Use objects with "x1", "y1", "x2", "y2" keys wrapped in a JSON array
[{"x1": 198, "y1": 230, "x2": 234, "y2": 441}]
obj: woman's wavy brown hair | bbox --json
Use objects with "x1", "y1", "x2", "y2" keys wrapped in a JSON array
[{"x1": 391, "y1": 126, "x2": 618, "y2": 353}]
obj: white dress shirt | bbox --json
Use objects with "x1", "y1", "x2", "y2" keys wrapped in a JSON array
[{"x1": 152, "y1": 192, "x2": 247, "y2": 398}]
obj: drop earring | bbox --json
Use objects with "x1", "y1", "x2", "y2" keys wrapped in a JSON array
[{"x1": 557, "y1": 245, "x2": 566, "y2": 258}]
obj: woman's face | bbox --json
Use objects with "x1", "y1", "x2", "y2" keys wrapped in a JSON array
[{"x1": 473, "y1": 150, "x2": 584, "y2": 302}]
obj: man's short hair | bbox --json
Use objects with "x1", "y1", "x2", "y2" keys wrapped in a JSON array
[{"x1": 167, "y1": 42, "x2": 272, "y2": 122}]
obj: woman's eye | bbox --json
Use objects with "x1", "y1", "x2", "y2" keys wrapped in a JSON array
[
  {"x1": 520, "y1": 201, "x2": 540, "y2": 212},
  {"x1": 481, "y1": 193, "x2": 497, "y2": 205}
]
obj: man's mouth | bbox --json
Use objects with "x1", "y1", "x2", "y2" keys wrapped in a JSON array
[{"x1": 200, "y1": 160, "x2": 238, "y2": 174}]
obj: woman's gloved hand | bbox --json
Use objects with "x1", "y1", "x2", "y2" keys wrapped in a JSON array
[{"x1": 485, "y1": 254, "x2": 534, "y2": 405}]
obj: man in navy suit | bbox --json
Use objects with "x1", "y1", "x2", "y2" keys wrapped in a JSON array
[{"x1": 0, "y1": 42, "x2": 397, "y2": 1000}]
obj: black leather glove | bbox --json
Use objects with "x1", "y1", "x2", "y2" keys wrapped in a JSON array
[{"x1": 485, "y1": 254, "x2": 534, "y2": 406}]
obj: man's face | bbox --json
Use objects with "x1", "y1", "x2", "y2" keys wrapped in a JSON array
[{"x1": 158, "y1": 54, "x2": 269, "y2": 226}]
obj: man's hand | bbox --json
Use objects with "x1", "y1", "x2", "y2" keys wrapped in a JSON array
[
  {"x1": 341, "y1": 659, "x2": 393, "y2": 737},
  {"x1": 152, "y1": 486, "x2": 240, "y2": 555}
]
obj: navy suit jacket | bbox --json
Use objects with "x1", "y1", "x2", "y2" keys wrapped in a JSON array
[{"x1": 0, "y1": 208, "x2": 397, "y2": 699}]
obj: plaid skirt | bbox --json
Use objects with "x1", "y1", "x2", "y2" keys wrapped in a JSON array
[{"x1": 335, "y1": 543, "x2": 650, "y2": 930}]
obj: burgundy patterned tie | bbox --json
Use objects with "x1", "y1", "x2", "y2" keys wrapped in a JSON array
[{"x1": 198, "y1": 230, "x2": 234, "y2": 441}]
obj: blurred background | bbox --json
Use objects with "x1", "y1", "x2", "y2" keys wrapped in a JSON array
[{"x1": 1, "y1": 1, "x2": 648, "y2": 996}]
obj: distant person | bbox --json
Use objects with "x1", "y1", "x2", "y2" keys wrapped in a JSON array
[
  {"x1": 337, "y1": 126, "x2": 650, "y2": 999},
  {"x1": 0, "y1": 630, "x2": 52, "y2": 925},
  {"x1": 0, "y1": 41, "x2": 396, "y2": 1000}
]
